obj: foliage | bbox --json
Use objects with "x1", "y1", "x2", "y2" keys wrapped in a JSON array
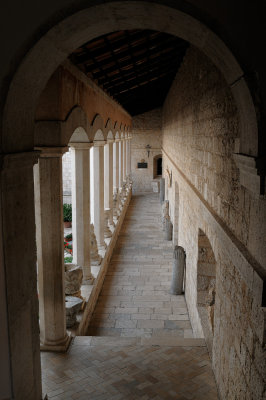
[
  {"x1": 64, "y1": 256, "x2": 73, "y2": 263},
  {"x1": 64, "y1": 240, "x2": 73, "y2": 254},
  {"x1": 63, "y1": 203, "x2": 72, "y2": 222},
  {"x1": 65, "y1": 233, "x2": 72, "y2": 241}
]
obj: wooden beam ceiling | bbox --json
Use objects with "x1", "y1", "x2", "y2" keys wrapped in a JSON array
[{"x1": 69, "y1": 30, "x2": 189, "y2": 115}]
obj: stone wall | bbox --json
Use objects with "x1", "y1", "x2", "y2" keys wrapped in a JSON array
[
  {"x1": 162, "y1": 47, "x2": 265, "y2": 399},
  {"x1": 131, "y1": 108, "x2": 162, "y2": 193}
]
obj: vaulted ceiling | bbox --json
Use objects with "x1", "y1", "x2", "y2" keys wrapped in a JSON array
[{"x1": 69, "y1": 30, "x2": 189, "y2": 116}]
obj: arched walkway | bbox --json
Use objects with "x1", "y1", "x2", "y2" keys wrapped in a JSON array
[
  {"x1": 41, "y1": 193, "x2": 219, "y2": 399},
  {"x1": 0, "y1": 3, "x2": 263, "y2": 399}
]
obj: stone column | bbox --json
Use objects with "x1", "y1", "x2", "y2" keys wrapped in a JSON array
[
  {"x1": 34, "y1": 147, "x2": 71, "y2": 352},
  {"x1": 126, "y1": 138, "x2": 129, "y2": 177},
  {"x1": 119, "y1": 139, "x2": 123, "y2": 190},
  {"x1": 128, "y1": 137, "x2": 132, "y2": 175},
  {"x1": 1, "y1": 151, "x2": 42, "y2": 399},
  {"x1": 104, "y1": 139, "x2": 114, "y2": 222},
  {"x1": 170, "y1": 246, "x2": 186, "y2": 295},
  {"x1": 93, "y1": 140, "x2": 106, "y2": 249},
  {"x1": 113, "y1": 139, "x2": 120, "y2": 188},
  {"x1": 122, "y1": 138, "x2": 127, "y2": 182},
  {"x1": 70, "y1": 142, "x2": 94, "y2": 284}
]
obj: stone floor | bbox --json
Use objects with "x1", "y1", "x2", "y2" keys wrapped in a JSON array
[
  {"x1": 88, "y1": 193, "x2": 192, "y2": 338},
  {"x1": 41, "y1": 193, "x2": 219, "y2": 399},
  {"x1": 42, "y1": 337, "x2": 218, "y2": 400}
]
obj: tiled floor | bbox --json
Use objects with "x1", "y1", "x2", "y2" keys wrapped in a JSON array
[
  {"x1": 42, "y1": 337, "x2": 218, "y2": 400},
  {"x1": 88, "y1": 193, "x2": 192, "y2": 338},
  {"x1": 41, "y1": 193, "x2": 219, "y2": 399}
]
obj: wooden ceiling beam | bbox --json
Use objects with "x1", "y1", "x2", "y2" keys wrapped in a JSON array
[
  {"x1": 109, "y1": 66, "x2": 179, "y2": 96},
  {"x1": 100, "y1": 54, "x2": 184, "y2": 90},
  {"x1": 87, "y1": 43, "x2": 187, "y2": 79},
  {"x1": 100, "y1": 51, "x2": 184, "y2": 85},
  {"x1": 71, "y1": 33, "x2": 184, "y2": 66}
]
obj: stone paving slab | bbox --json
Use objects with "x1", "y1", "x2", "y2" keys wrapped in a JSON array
[
  {"x1": 41, "y1": 339, "x2": 218, "y2": 399},
  {"x1": 87, "y1": 193, "x2": 193, "y2": 339},
  {"x1": 41, "y1": 194, "x2": 219, "y2": 399}
]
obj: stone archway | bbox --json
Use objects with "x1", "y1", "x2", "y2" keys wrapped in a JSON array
[
  {"x1": 197, "y1": 229, "x2": 216, "y2": 356},
  {"x1": 2, "y1": 2, "x2": 258, "y2": 156},
  {"x1": 0, "y1": 2, "x2": 260, "y2": 397}
]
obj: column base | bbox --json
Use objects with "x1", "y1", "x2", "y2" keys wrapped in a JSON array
[
  {"x1": 82, "y1": 275, "x2": 95, "y2": 285},
  {"x1": 40, "y1": 334, "x2": 72, "y2": 352}
]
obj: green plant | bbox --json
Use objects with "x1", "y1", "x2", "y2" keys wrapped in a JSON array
[
  {"x1": 65, "y1": 233, "x2": 72, "y2": 241},
  {"x1": 64, "y1": 256, "x2": 73, "y2": 263},
  {"x1": 63, "y1": 203, "x2": 72, "y2": 222}
]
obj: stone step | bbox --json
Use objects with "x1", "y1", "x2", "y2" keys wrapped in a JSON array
[{"x1": 72, "y1": 335, "x2": 206, "y2": 347}]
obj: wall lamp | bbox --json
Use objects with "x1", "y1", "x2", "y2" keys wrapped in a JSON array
[{"x1": 145, "y1": 144, "x2": 152, "y2": 157}]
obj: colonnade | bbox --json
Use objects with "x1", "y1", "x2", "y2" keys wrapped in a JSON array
[{"x1": 34, "y1": 135, "x2": 132, "y2": 351}]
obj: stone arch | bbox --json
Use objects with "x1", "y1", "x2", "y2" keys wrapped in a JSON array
[
  {"x1": 153, "y1": 154, "x2": 162, "y2": 178},
  {"x1": 69, "y1": 126, "x2": 90, "y2": 143},
  {"x1": 197, "y1": 228, "x2": 216, "y2": 356},
  {"x1": 62, "y1": 106, "x2": 90, "y2": 143},
  {"x1": 63, "y1": 125, "x2": 91, "y2": 202},
  {"x1": 92, "y1": 114, "x2": 104, "y2": 141},
  {"x1": 105, "y1": 118, "x2": 114, "y2": 139},
  {"x1": 107, "y1": 130, "x2": 114, "y2": 140},
  {"x1": 93, "y1": 129, "x2": 104, "y2": 141},
  {"x1": 2, "y1": 2, "x2": 258, "y2": 156}
]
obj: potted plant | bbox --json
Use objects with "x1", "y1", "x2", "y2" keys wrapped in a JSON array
[{"x1": 63, "y1": 203, "x2": 72, "y2": 228}]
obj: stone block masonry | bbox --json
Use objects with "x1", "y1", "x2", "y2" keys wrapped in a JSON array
[
  {"x1": 131, "y1": 108, "x2": 162, "y2": 193},
  {"x1": 162, "y1": 46, "x2": 266, "y2": 399}
]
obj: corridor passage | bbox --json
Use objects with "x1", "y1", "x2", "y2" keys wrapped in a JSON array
[
  {"x1": 88, "y1": 193, "x2": 192, "y2": 338},
  {"x1": 41, "y1": 194, "x2": 219, "y2": 400}
]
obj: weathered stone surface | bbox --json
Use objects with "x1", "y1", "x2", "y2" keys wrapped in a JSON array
[
  {"x1": 162, "y1": 46, "x2": 265, "y2": 399},
  {"x1": 65, "y1": 296, "x2": 83, "y2": 328},
  {"x1": 65, "y1": 264, "x2": 83, "y2": 295},
  {"x1": 131, "y1": 108, "x2": 162, "y2": 193},
  {"x1": 90, "y1": 223, "x2": 102, "y2": 265},
  {"x1": 164, "y1": 217, "x2": 173, "y2": 241},
  {"x1": 104, "y1": 209, "x2": 112, "y2": 238},
  {"x1": 171, "y1": 246, "x2": 186, "y2": 295},
  {"x1": 160, "y1": 178, "x2": 165, "y2": 203}
]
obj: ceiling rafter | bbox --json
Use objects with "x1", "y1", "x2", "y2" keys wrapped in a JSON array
[{"x1": 69, "y1": 29, "x2": 189, "y2": 115}]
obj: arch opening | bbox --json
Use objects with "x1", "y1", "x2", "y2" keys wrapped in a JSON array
[
  {"x1": 197, "y1": 229, "x2": 216, "y2": 356},
  {"x1": 153, "y1": 154, "x2": 162, "y2": 178},
  {"x1": 2, "y1": 2, "x2": 258, "y2": 157}
]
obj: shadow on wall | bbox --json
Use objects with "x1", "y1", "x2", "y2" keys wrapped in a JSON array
[{"x1": 197, "y1": 229, "x2": 216, "y2": 357}]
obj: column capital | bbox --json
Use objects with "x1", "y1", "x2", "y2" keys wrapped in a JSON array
[
  {"x1": 93, "y1": 140, "x2": 106, "y2": 147},
  {"x1": 0, "y1": 151, "x2": 40, "y2": 171},
  {"x1": 69, "y1": 142, "x2": 93, "y2": 150},
  {"x1": 35, "y1": 146, "x2": 69, "y2": 157},
  {"x1": 107, "y1": 139, "x2": 114, "y2": 144},
  {"x1": 115, "y1": 138, "x2": 121, "y2": 143}
]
